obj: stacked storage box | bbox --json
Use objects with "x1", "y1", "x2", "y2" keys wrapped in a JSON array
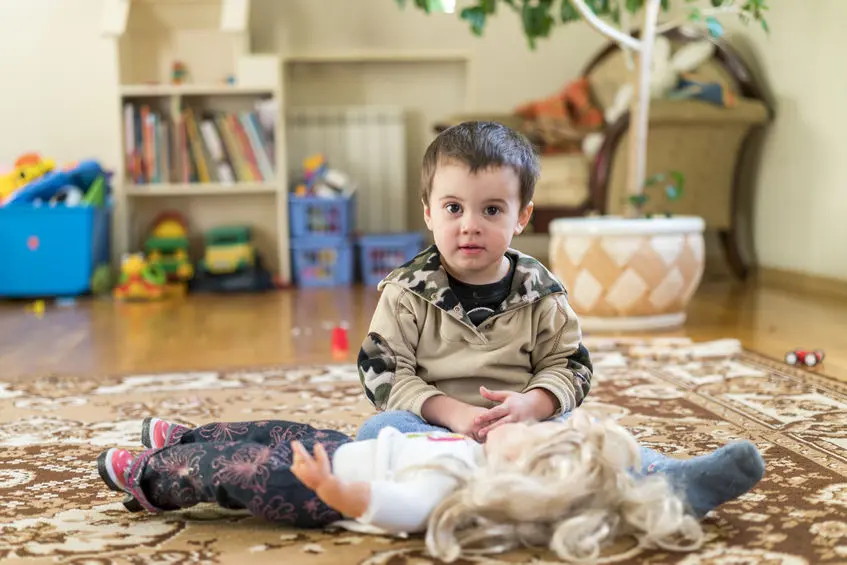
[{"x1": 288, "y1": 194, "x2": 355, "y2": 287}]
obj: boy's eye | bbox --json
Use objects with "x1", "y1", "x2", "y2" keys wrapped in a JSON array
[
  {"x1": 445, "y1": 203, "x2": 461, "y2": 214},
  {"x1": 484, "y1": 206, "x2": 501, "y2": 216}
]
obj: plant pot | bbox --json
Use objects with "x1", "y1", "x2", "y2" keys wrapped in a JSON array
[{"x1": 548, "y1": 215, "x2": 705, "y2": 332}]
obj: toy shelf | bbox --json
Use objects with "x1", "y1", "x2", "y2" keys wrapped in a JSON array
[
  {"x1": 104, "y1": 0, "x2": 292, "y2": 284},
  {"x1": 125, "y1": 182, "x2": 279, "y2": 196},
  {"x1": 120, "y1": 84, "x2": 279, "y2": 97}
]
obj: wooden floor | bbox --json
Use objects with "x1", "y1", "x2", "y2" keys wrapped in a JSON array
[{"x1": 1, "y1": 278, "x2": 845, "y2": 383}]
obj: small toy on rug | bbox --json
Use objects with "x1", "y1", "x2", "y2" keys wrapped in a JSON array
[{"x1": 330, "y1": 325, "x2": 349, "y2": 360}]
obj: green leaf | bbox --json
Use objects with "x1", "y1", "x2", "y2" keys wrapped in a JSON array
[
  {"x1": 628, "y1": 194, "x2": 649, "y2": 208},
  {"x1": 625, "y1": 0, "x2": 642, "y2": 14},
  {"x1": 479, "y1": 0, "x2": 497, "y2": 13},
  {"x1": 760, "y1": 17, "x2": 770, "y2": 33},
  {"x1": 460, "y1": 6, "x2": 488, "y2": 35},
  {"x1": 644, "y1": 173, "x2": 665, "y2": 187},
  {"x1": 521, "y1": 1, "x2": 555, "y2": 45},
  {"x1": 669, "y1": 170, "x2": 685, "y2": 192},
  {"x1": 665, "y1": 185, "x2": 680, "y2": 200},
  {"x1": 560, "y1": 0, "x2": 581, "y2": 23},
  {"x1": 705, "y1": 16, "x2": 724, "y2": 37}
]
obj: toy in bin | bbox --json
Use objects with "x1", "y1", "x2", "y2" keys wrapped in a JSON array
[
  {"x1": 0, "y1": 153, "x2": 55, "y2": 204},
  {"x1": 113, "y1": 253, "x2": 167, "y2": 301},
  {"x1": 144, "y1": 212, "x2": 194, "y2": 283}
]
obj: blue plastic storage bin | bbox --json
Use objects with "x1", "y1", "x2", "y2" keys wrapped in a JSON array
[
  {"x1": 290, "y1": 235, "x2": 354, "y2": 288},
  {"x1": 288, "y1": 194, "x2": 355, "y2": 238},
  {"x1": 0, "y1": 205, "x2": 112, "y2": 297},
  {"x1": 357, "y1": 232, "x2": 424, "y2": 287}
]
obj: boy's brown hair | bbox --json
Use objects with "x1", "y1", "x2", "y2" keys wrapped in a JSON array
[{"x1": 420, "y1": 121, "x2": 540, "y2": 210}]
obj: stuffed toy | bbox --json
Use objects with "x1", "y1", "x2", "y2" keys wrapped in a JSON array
[
  {"x1": 582, "y1": 36, "x2": 730, "y2": 158},
  {"x1": 513, "y1": 77, "x2": 605, "y2": 154}
]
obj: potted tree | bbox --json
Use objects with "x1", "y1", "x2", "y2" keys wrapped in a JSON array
[{"x1": 395, "y1": 0, "x2": 770, "y2": 331}]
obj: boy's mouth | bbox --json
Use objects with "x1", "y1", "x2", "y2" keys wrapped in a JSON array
[{"x1": 459, "y1": 244, "x2": 484, "y2": 254}]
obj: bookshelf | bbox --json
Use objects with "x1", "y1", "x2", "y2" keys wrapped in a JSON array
[{"x1": 104, "y1": 0, "x2": 292, "y2": 284}]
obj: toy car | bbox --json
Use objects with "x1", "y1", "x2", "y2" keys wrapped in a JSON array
[
  {"x1": 199, "y1": 225, "x2": 255, "y2": 275},
  {"x1": 784, "y1": 349, "x2": 825, "y2": 367}
]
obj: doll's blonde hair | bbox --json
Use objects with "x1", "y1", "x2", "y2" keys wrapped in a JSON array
[{"x1": 420, "y1": 409, "x2": 704, "y2": 563}]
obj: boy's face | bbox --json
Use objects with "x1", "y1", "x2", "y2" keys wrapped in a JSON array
[{"x1": 423, "y1": 161, "x2": 533, "y2": 285}]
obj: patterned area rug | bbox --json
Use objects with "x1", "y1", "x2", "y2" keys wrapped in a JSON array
[{"x1": 1, "y1": 338, "x2": 846, "y2": 565}]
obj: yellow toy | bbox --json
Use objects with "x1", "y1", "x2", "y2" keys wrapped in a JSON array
[
  {"x1": 0, "y1": 153, "x2": 56, "y2": 204},
  {"x1": 113, "y1": 253, "x2": 167, "y2": 301}
]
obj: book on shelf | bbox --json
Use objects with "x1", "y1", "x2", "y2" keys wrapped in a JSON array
[{"x1": 123, "y1": 101, "x2": 276, "y2": 186}]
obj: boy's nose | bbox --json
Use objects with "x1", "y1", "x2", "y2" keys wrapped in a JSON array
[{"x1": 461, "y1": 215, "x2": 481, "y2": 233}]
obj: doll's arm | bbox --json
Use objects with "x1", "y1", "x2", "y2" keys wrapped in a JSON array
[
  {"x1": 291, "y1": 441, "x2": 371, "y2": 518},
  {"x1": 291, "y1": 441, "x2": 455, "y2": 534}
]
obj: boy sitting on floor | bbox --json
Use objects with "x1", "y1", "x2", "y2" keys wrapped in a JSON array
[{"x1": 354, "y1": 121, "x2": 765, "y2": 519}]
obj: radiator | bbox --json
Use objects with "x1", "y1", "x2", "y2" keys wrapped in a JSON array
[{"x1": 285, "y1": 106, "x2": 408, "y2": 233}]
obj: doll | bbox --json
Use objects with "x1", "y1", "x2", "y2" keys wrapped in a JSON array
[{"x1": 97, "y1": 410, "x2": 717, "y2": 562}]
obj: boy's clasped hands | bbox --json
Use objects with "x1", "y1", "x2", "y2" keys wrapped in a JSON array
[{"x1": 423, "y1": 385, "x2": 559, "y2": 442}]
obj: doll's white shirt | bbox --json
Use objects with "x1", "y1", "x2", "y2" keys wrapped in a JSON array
[{"x1": 329, "y1": 426, "x2": 485, "y2": 535}]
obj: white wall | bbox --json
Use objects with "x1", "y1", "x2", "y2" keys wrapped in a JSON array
[
  {"x1": 0, "y1": 0, "x2": 843, "y2": 282},
  {"x1": 719, "y1": 2, "x2": 847, "y2": 281},
  {"x1": 0, "y1": 0, "x2": 121, "y2": 170}
]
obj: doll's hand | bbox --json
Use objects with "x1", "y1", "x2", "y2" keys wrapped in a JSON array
[
  {"x1": 291, "y1": 441, "x2": 333, "y2": 491},
  {"x1": 473, "y1": 387, "x2": 557, "y2": 440},
  {"x1": 291, "y1": 440, "x2": 372, "y2": 519}
]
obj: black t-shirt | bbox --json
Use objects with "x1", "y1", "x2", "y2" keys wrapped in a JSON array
[{"x1": 446, "y1": 256, "x2": 516, "y2": 326}]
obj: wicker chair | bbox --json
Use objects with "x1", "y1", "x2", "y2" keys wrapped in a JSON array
[{"x1": 433, "y1": 27, "x2": 773, "y2": 279}]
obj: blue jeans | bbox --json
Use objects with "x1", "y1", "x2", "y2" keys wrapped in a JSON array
[{"x1": 355, "y1": 410, "x2": 669, "y2": 473}]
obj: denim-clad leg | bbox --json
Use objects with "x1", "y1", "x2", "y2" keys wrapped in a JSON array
[{"x1": 355, "y1": 410, "x2": 450, "y2": 440}]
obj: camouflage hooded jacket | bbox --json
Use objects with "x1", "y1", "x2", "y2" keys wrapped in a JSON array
[{"x1": 357, "y1": 245, "x2": 593, "y2": 419}]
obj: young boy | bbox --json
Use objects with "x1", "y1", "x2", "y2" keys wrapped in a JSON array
[
  {"x1": 354, "y1": 121, "x2": 765, "y2": 519},
  {"x1": 356, "y1": 120, "x2": 591, "y2": 442}
]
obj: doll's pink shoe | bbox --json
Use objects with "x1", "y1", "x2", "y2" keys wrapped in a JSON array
[
  {"x1": 141, "y1": 417, "x2": 187, "y2": 448},
  {"x1": 96, "y1": 448, "x2": 143, "y2": 512},
  {"x1": 97, "y1": 448, "x2": 134, "y2": 492}
]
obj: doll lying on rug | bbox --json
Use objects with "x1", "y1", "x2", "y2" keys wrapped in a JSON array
[{"x1": 97, "y1": 410, "x2": 760, "y2": 563}]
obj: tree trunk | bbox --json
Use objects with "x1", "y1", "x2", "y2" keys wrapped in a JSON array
[{"x1": 625, "y1": 0, "x2": 663, "y2": 217}]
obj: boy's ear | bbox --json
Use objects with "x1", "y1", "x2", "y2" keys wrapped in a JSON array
[
  {"x1": 515, "y1": 201, "x2": 534, "y2": 234},
  {"x1": 423, "y1": 201, "x2": 433, "y2": 231}
]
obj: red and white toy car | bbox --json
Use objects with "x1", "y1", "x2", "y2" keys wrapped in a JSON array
[{"x1": 784, "y1": 349, "x2": 825, "y2": 367}]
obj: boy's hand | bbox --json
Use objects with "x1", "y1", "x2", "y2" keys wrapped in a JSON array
[
  {"x1": 473, "y1": 387, "x2": 558, "y2": 439},
  {"x1": 452, "y1": 405, "x2": 489, "y2": 440},
  {"x1": 421, "y1": 395, "x2": 487, "y2": 440}
]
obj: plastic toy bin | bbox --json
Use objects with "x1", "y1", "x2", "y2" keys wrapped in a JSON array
[
  {"x1": 357, "y1": 232, "x2": 424, "y2": 287},
  {"x1": 0, "y1": 205, "x2": 111, "y2": 297},
  {"x1": 288, "y1": 194, "x2": 355, "y2": 237},
  {"x1": 290, "y1": 235, "x2": 353, "y2": 288}
]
